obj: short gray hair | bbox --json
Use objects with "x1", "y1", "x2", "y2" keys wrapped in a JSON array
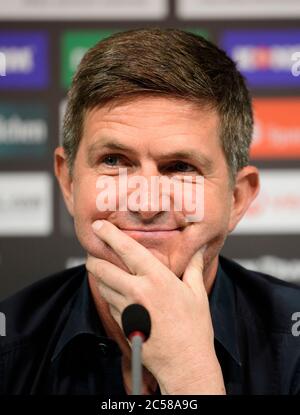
[{"x1": 63, "y1": 28, "x2": 253, "y2": 184}]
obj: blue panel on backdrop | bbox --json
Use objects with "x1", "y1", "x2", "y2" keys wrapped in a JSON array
[
  {"x1": 220, "y1": 30, "x2": 300, "y2": 88},
  {"x1": 0, "y1": 32, "x2": 48, "y2": 89}
]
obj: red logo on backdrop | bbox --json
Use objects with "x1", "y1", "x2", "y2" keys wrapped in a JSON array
[{"x1": 251, "y1": 98, "x2": 300, "y2": 159}]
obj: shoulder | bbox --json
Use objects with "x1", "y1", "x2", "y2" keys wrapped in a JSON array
[
  {"x1": 0, "y1": 265, "x2": 86, "y2": 345},
  {"x1": 220, "y1": 256, "x2": 300, "y2": 334}
]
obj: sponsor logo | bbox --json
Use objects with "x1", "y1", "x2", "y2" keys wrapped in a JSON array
[
  {"x1": 61, "y1": 30, "x2": 120, "y2": 88},
  {"x1": 234, "y1": 170, "x2": 300, "y2": 234},
  {"x1": 236, "y1": 256, "x2": 300, "y2": 284},
  {"x1": 0, "y1": 172, "x2": 53, "y2": 236},
  {"x1": 250, "y1": 98, "x2": 300, "y2": 159},
  {"x1": 221, "y1": 30, "x2": 300, "y2": 87},
  {"x1": 0, "y1": 32, "x2": 48, "y2": 89},
  {"x1": 0, "y1": 103, "x2": 48, "y2": 158}
]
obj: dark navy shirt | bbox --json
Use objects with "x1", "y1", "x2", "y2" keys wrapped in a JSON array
[{"x1": 0, "y1": 256, "x2": 300, "y2": 394}]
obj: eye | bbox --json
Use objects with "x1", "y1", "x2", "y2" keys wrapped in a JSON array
[
  {"x1": 165, "y1": 161, "x2": 196, "y2": 173},
  {"x1": 101, "y1": 154, "x2": 124, "y2": 167}
]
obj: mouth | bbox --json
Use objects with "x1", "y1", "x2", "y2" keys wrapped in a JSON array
[{"x1": 120, "y1": 227, "x2": 184, "y2": 240}]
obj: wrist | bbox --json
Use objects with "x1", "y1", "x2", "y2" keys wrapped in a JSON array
[{"x1": 157, "y1": 351, "x2": 226, "y2": 395}]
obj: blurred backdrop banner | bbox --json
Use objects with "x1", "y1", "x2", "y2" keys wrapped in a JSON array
[{"x1": 0, "y1": 0, "x2": 300, "y2": 299}]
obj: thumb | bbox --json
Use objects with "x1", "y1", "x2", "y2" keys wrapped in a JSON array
[{"x1": 182, "y1": 245, "x2": 206, "y2": 297}]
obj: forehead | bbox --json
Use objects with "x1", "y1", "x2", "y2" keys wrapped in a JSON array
[
  {"x1": 82, "y1": 96, "x2": 219, "y2": 140},
  {"x1": 73, "y1": 96, "x2": 229, "y2": 178}
]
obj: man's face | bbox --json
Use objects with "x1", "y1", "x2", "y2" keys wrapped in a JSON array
[{"x1": 61, "y1": 96, "x2": 238, "y2": 279}]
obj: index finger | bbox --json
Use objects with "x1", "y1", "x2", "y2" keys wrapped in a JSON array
[{"x1": 92, "y1": 220, "x2": 162, "y2": 275}]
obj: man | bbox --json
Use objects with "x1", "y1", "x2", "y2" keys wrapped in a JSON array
[{"x1": 0, "y1": 28, "x2": 299, "y2": 395}]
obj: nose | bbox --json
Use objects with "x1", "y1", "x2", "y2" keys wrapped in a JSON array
[
  {"x1": 133, "y1": 209, "x2": 162, "y2": 221},
  {"x1": 127, "y1": 163, "x2": 170, "y2": 221}
]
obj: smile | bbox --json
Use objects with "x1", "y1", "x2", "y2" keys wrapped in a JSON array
[{"x1": 121, "y1": 228, "x2": 183, "y2": 239}]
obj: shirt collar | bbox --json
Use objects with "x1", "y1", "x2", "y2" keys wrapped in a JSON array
[
  {"x1": 209, "y1": 256, "x2": 242, "y2": 366},
  {"x1": 51, "y1": 270, "x2": 111, "y2": 362},
  {"x1": 52, "y1": 258, "x2": 241, "y2": 366}
]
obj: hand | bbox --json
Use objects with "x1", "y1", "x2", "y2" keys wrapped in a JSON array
[{"x1": 86, "y1": 219, "x2": 225, "y2": 394}]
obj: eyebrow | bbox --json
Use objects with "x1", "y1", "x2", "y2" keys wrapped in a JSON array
[{"x1": 86, "y1": 137, "x2": 213, "y2": 171}]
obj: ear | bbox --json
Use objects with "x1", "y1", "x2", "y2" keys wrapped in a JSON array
[
  {"x1": 54, "y1": 146, "x2": 74, "y2": 217},
  {"x1": 228, "y1": 165, "x2": 260, "y2": 233}
]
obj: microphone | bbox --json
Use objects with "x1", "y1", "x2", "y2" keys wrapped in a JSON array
[{"x1": 121, "y1": 304, "x2": 151, "y2": 395}]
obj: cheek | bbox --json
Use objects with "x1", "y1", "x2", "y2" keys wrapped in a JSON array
[
  {"x1": 71, "y1": 178, "x2": 131, "y2": 271},
  {"x1": 73, "y1": 178, "x2": 112, "y2": 223},
  {"x1": 180, "y1": 187, "x2": 232, "y2": 261},
  {"x1": 180, "y1": 182, "x2": 204, "y2": 222},
  {"x1": 203, "y1": 184, "x2": 232, "y2": 229}
]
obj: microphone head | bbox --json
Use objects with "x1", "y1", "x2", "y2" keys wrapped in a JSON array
[{"x1": 121, "y1": 304, "x2": 151, "y2": 341}]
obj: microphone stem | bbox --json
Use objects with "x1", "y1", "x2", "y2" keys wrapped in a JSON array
[{"x1": 131, "y1": 334, "x2": 143, "y2": 395}]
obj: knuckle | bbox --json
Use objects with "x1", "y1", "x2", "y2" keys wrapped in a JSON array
[
  {"x1": 128, "y1": 283, "x2": 145, "y2": 303},
  {"x1": 128, "y1": 279, "x2": 152, "y2": 306}
]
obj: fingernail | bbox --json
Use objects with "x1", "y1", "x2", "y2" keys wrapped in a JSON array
[{"x1": 92, "y1": 220, "x2": 103, "y2": 231}]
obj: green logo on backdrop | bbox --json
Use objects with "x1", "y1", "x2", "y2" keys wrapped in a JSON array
[
  {"x1": 0, "y1": 103, "x2": 48, "y2": 158},
  {"x1": 61, "y1": 30, "x2": 121, "y2": 88}
]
